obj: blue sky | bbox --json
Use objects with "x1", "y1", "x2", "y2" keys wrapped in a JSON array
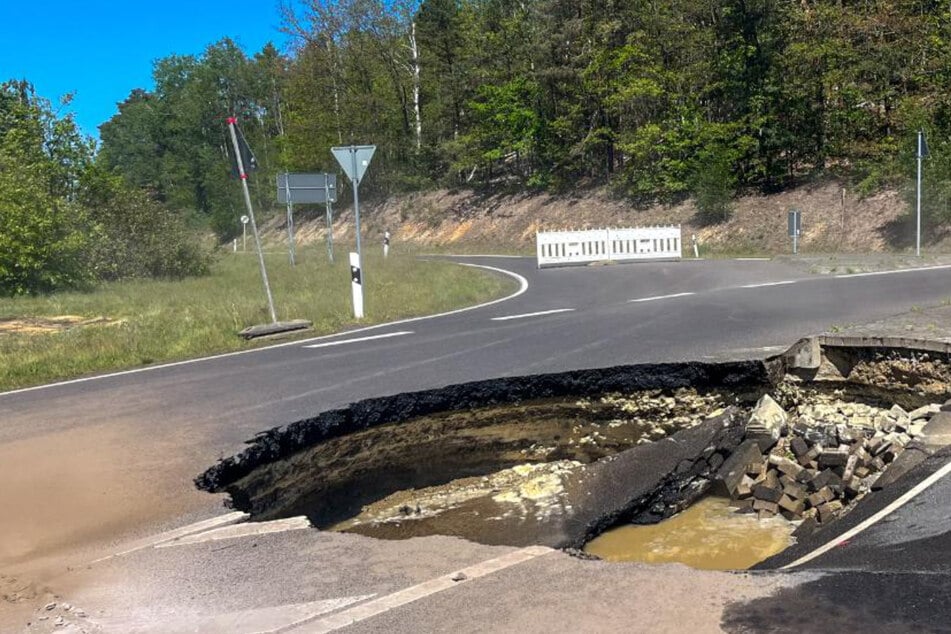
[{"x1": 0, "y1": 1, "x2": 293, "y2": 139}]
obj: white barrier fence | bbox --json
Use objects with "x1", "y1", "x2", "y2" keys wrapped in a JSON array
[{"x1": 536, "y1": 226, "x2": 682, "y2": 268}]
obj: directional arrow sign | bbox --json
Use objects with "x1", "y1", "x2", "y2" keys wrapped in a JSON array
[{"x1": 331, "y1": 145, "x2": 376, "y2": 184}]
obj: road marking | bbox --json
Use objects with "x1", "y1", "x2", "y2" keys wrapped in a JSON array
[
  {"x1": 297, "y1": 546, "x2": 553, "y2": 633},
  {"x1": 739, "y1": 280, "x2": 796, "y2": 289},
  {"x1": 628, "y1": 292, "x2": 695, "y2": 303},
  {"x1": 95, "y1": 595, "x2": 376, "y2": 634},
  {"x1": 491, "y1": 308, "x2": 575, "y2": 321},
  {"x1": 0, "y1": 262, "x2": 528, "y2": 398},
  {"x1": 303, "y1": 331, "x2": 413, "y2": 349},
  {"x1": 781, "y1": 457, "x2": 951, "y2": 569},
  {"x1": 156, "y1": 516, "x2": 312, "y2": 547},
  {"x1": 90, "y1": 511, "x2": 249, "y2": 563},
  {"x1": 835, "y1": 264, "x2": 951, "y2": 278},
  {"x1": 734, "y1": 257, "x2": 771, "y2": 261}
]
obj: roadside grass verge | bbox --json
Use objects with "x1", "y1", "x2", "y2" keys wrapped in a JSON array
[{"x1": 0, "y1": 247, "x2": 516, "y2": 391}]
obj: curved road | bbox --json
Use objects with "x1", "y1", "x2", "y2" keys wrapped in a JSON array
[{"x1": 3, "y1": 255, "x2": 951, "y2": 632}]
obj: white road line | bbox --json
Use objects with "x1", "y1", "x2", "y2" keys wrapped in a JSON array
[
  {"x1": 735, "y1": 257, "x2": 771, "y2": 261},
  {"x1": 89, "y1": 511, "x2": 249, "y2": 563},
  {"x1": 781, "y1": 458, "x2": 951, "y2": 569},
  {"x1": 297, "y1": 546, "x2": 553, "y2": 633},
  {"x1": 740, "y1": 280, "x2": 796, "y2": 289},
  {"x1": 491, "y1": 308, "x2": 575, "y2": 321},
  {"x1": 156, "y1": 516, "x2": 312, "y2": 547},
  {"x1": 628, "y1": 292, "x2": 695, "y2": 303},
  {"x1": 303, "y1": 331, "x2": 413, "y2": 349},
  {"x1": 835, "y1": 264, "x2": 951, "y2": 278},
  {"x1": 97, "y1": 595, "x2": 376, "y2": 634},
  {"x1": 0, "y1": 262, "x2": 528, "y2": 398}
]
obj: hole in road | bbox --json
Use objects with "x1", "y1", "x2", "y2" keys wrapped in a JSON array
[{"x1": 197, "y1": 347, "x2": 951, "y2": 571}]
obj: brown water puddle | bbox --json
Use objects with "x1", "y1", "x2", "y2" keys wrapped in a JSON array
[{"x1": 584, "y1": 497, "x2": 795, "y2": 570}]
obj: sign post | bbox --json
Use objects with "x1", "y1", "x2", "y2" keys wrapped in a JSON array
[
  {"x1": 788, "y1": 209, "x2": 802, "y2": 255},
  {"x1": 331, "y1": 145, "x2": 376, "y2": 318},
  {"x1": 916, "y1": 130, "x2": 929, "y2": 257},
  {"x1": 240, "y1": 214, "x2": 249, "y2": 252},
  {"x1": 277, "y1": 173, "x2": 338, "y2": 263},
  {"x1": 227, "y1": 117, "x2": 277, "y2": 324}
]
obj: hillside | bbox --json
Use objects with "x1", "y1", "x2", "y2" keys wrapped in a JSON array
[{"x1": 276, "y1": 181, "x2": 922, "y2": 257}]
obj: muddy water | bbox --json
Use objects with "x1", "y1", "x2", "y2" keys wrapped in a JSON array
[{"x1": 584, "y1": 497, "x2": 796, "y2": 570}]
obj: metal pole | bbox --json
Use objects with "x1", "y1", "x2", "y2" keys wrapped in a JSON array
[
  {"x1": 917, "y1": 130, "x2": 923, "y2": 257},
  {"x1": 284, "y1": 173, "x2": 296, "y2": 266},
  {"x1": 242, "y1": 223, "x2": 247, "y2": 251},
  {"x1": 227, "y1": 117, "x2": 277, "y2": 324},
  {"x1": 326, "y1": 198, "x2": 334, "y2": 263},
  {"x1": 351, "y1": 150, "x2": 363, "y2": 262}
]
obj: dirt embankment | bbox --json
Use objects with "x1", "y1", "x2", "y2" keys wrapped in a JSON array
[{"x1": 272, "y1": 181, "x2": 914, "y2": 254}]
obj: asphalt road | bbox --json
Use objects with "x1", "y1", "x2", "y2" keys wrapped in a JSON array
[{"x1": 4, "y1": 255, "x2": 951, "y2": 632}]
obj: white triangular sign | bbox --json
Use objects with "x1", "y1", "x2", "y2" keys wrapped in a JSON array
[{"x1": 331, "y1": 145, "x2": 376, "y2": 184}]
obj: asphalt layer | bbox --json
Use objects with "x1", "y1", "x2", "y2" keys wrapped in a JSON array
[{"x1": 5, "y1": 255, "x2": 951, "y2": 632}]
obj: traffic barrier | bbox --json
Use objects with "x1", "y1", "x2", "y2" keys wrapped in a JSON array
[{"x1": 536, "y1": 226, "x2": 682, "y2": 268}]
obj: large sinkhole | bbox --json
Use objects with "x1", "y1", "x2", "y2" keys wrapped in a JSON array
[{"x1": 196, "y1": 340, "x2": 951, "y2": 570}]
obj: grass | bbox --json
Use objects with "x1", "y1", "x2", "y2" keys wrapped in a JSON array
[{"x1": 0, "y1": 246, "x2": 516, "y2": 390}]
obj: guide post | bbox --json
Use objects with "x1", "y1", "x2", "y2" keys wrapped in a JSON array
[{"x1": 331, "y1": 145, "x2": 376, "y2": 318}]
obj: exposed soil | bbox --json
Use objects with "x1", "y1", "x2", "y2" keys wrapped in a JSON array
[
  {"x1": 0, "y1": 316, "x2": 117, "y2": 336},
  {"x1": 272, "y1": 180, "x2": 924, "y2": 255}
]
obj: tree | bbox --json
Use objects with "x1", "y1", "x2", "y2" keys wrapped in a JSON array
[{"x1": 0, "y1": 82, "x2": 91, "y2": 295}]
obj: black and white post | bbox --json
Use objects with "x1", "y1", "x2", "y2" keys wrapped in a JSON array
[
  {"x1": 284, "y1": 173, "x2": 296, "y2": 266},
  {"x1": 331, "y1": 145, "x2": 376, "y2": 319},
  {"x1": 383, "y1": 230, "x2": 390, "y2": 258},
  {"x1": 227, "y1": 117, "x2": 277, "y2": 324},
  {"x1": 326, "y1": 196, "x2": 335, "y2": 263}
]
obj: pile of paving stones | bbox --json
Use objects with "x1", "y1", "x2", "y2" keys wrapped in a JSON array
[{"x1": 715, "y1": 392, "x2": 944, "y2": 528}]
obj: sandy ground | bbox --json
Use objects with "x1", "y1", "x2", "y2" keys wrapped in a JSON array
[{"x1": 273, "y1": 181, "x2": 924, "y2": 256}]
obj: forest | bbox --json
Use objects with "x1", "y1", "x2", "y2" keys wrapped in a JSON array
[{"x1": 5, "y1": 0, "x2": 951, "y2": 294}]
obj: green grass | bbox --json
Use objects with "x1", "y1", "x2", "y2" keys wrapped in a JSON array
[{"x1": 0, "y1": 246, "x2": 516, "y2": 390}]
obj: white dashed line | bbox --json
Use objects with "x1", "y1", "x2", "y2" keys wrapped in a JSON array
[
  {"x1": 781, "y1": 458, "x2": 951, "y2": 569},
  {"x1": 628, "y1": 292, "x2": 695, "y2": 303},
  {"x1": 303, "y1": 331, "x2": 413, "y2": 349},
  {"x1": 491, "y1": 308, "x2": 575, "y2": 321},
  {"x1": 740, "y1": 280, "x2": 796, "y2": 289}
]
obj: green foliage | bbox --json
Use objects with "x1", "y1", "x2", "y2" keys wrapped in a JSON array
[
  {"x1": 0, "y1": 82, "x2": 92, "y2": 296},
  {"x1": 79, "y1": 167, "x2": 214, "y2": 280},
  {"x1": 90, "y1": 2, "x2": 951, "y2": 227},
  {"x1": 692, "y1": 146, "x2": 737, "y2": 225},
  {"x1": 0, "y1": 80, "x2": 214, "y2": 296}
]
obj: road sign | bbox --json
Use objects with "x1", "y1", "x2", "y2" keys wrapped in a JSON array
[
  {"x1": 788, "y1": 209, "x2": 803, "y2": 255},
  {"x1": 331, "y1": 145, "x2": 376, "y2": 184},
  {"x1": 240, "y1": 215, "x2": 249, "y2": 225},
  {"x1": 787, "y1": 210, "x2": 802, "y2": 237},
  {"x1": 276, "y1": 173, "x2": 337, "y2": 204}
]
